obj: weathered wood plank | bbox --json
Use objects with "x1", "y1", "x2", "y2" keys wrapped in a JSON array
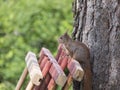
[
  {"x1": 47, "y1": 79, "x2": 56, "y2": 90},
  {"x1": 25, "y1": 81, "x2": 34, "y2": 90},
  {"x1": 42, "y1": 60, "x2": 52, "y2": 77},
  {"x1": 67, "y1": 59, "x2": 84, "y2": 81},
  {"x1": 25, "y1": 51, "x2": 43, "y2": 86},
  {"x1": 62, "y1": 74, "x2": 73, "y2": 90},
  {"x1": 40, "y1": 48, "x2": 67, "y2": 87},
  {"x1": 40, "y1": 56, "x2": 48, "y2": 70},
  {"x1": 15, "y1": 67, "x2": 28, "y2": 90}
]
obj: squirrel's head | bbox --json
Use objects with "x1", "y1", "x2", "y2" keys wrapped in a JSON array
[{"x1": 58, "y1": 32, "x2": 70, "y2": 44}]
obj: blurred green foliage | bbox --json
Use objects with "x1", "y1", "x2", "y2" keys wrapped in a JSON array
[{"x1": 0, "y1": 0, "x2": 72, "y2": 89}]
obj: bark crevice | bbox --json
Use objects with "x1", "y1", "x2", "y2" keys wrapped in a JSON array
[{"x1": 72, "y1": 0, "x2": 120, "y2": 90}]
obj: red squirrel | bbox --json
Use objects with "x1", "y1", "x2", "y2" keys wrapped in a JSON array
[{"x1": 58, "y1": 32, "x2": 92, "y2": 90}]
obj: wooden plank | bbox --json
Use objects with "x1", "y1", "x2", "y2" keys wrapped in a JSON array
[
  {"x1": 60, "y1": 56, "x2": 68, "y2": 70},
  {"x1": 40, "y1": 56, "x2": 48, "y2": 70},
  {"x1": 38, "y1": 50, "x2": 46, "y2": 64},
  {"x1": 67, "y1": 59, "x2": 84, "y2": 81},
  {"x1": 25, "y1": 51, "x2": 43, "y2": 86},
  {"x1": 49, "y1": 63, "x2": 67, "y2": 87},
  {"x1": 42, "y1": 60, "x2": 52, "y2": 77},
  {"x1": 45, "y1": 74, "x2": 51, "y2": 87},
  {"x1": 39, "y1": 48, "x2": 58, "y2": 64},
  {"x1": 34, "y1": 74, "x2": 51, "y2": 90},
  {"x1": 25, "y1": 81, "x2": 34, "y2": 90},
  {"x1": 39, "y1": 48, "x2": 67, "y2": 87},
  {"x1": 15, "y1": 67, "x2": 28, "y2": 90},
  {"x1": 33, "y1": 79, "x2": 44, "y2": 90},
  {"x1": 47, "y1": 79, "x2": 56, "y2": 90},
  {"x1": 55, "y1": 44, "x2": 63, "y2": 61},
  {"x1": 57, "y1": 50, "x2": 66, "y2": 65},
  {"x1": 62, "y1": 74, "x2": 73, "y2": 90}
]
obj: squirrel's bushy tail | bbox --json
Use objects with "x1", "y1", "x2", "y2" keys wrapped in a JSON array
[{"x1": 83, "y1": 63, "x2": 92, "y2": 90}]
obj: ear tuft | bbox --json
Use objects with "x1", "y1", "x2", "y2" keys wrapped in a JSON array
[{"x1": 64, "y1": 30, "x2": 69, "y2": 36}]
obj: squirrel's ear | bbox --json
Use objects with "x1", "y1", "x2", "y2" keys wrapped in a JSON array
[
  {"x1": 66, "y1": 29, "x2": 68, "y2": 33},
  {"x1": 64, "y1": 30, "x2": 69, "y2": 36}
]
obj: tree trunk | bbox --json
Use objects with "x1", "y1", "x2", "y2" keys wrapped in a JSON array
[{"x1": 72, "y1": 0, "x2": 120, "y2": 90}]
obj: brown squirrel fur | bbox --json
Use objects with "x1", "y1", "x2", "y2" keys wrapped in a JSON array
[{"x1": 58, "y1": 32, "x2": 92, "y2": 90}]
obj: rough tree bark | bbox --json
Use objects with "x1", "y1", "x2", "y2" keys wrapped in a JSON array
[{"x1": 72, "y1": 0, "x2": 120, "y2": 90}]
